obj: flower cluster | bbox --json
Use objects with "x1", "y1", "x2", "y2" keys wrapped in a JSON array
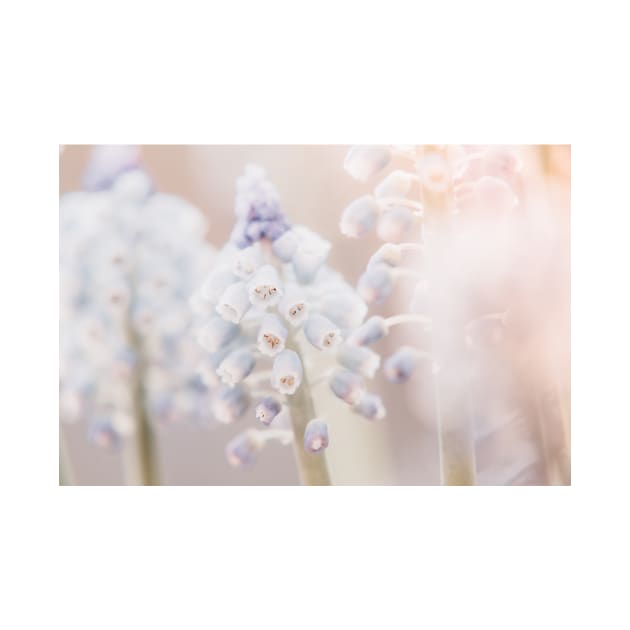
[
  {"x1": 60, "y1": 146, "x2": 216, "y2": 453},
  {"x1": 190, "y1": 165, "x2": 386, "y2": 472}
]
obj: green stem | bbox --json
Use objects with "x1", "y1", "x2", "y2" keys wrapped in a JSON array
[
  {"x1": 419, "y1": 146, "x2": 476, "y2": 485},
  {"x1": 285, "y1": 334, "x2": 332, "y2": 486}
]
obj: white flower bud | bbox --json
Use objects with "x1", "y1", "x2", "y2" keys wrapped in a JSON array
[
  {"x1": 200, "y1": 265, "x2": 237, "y2": 304},
  {"x1": 383, "y1": 346, "x2": 420, "y2": 383},
  {"x1": 255, "y1": 397, "x2": 283, "y2": 426},
  {"x1": 303, "y1": 419, "x2": 329, "y2": 453},
  {"x1": 357, "y1": 263, "x2": 394, "y2": 305},
  {"x1": 195, "y1": 316, "x2": 240, "y2": 352},
  {"x1": 319, "y1": 290, "x2": 368, "y2": 329},
  {"x1": 216, "y1": 281, "x2": 251, "y2": 323},
  {"x1": 304, "y1": 314, "x2": 342, "y2": 351},
  {"x1": 376, "y1": 207, "x2": 414, "y2": 242},
  {"x1": 353, "y1": 393, "x2": 386, "y2": 421},
  {"x1": 248, "y1": 264, "x2": 283, "y2": 308},
  {"x1": 344, "y1": 146, "x2": 391, "y2": 182},
  {"x1": 212, "y1": 384, "x2": 250, "y2": 424},
  {"x1": 217, "y1": 348, "x2": 256, "y2": 386},
  {"x1": 257, "y1": 313, "x2": 288, "y2": 357},
  {"x1": 278, "y1": 283, "x2": 309, "y2": 327},
  {"x1": 339, "y1": 196, "x2": 379, "y2": 238},
  {"x1": 346, "y1": 316, "x2": 389, "y2": 346},
  {"x1": 336, "y1": 344, "x2": 381, "y2": 378},
  {"x1": 374, "y1": 170, "x2": 415, "y2": 198},
  {"x1": 291, "y1": 227, "x2": 331, "y2": 283},
  {"x1": 271, "y1": 229, "x2": 299, "y2": 262},
  {"x1": 271, "y1": 349, "x2": 303, "y2": 395},
  {"x1": 233, "y1": 243, "x2": 263, "y2": 279},
  {"x1": 329, "y1": 369, "x2": 365, "y2": 405},
  {"x1": 225, "y1": 429, "x2": 263, "y2": 467},
  {"x1": 368, "y1": 243, "x2": 403, "y2": 268}
]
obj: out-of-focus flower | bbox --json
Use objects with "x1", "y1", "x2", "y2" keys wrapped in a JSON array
[
  {"x1": 217, "y1": 348, "x2": 256, "y2": 386},
  {"x1": 455, "y1": 175, "x2": 517, "y2": 215},
  {"x1": 340, "y1": 196, "x2": 380, "y2": 238},
  {"x1": 303, "y1": 419, "x2": 329, "y2": 453},
  {"x1": 357, "y1": 263, "x2": 395, "y2": 304},
  {"x1": 329, "y1": 369, "x2": 365, "y2": 405},
  {"x1": 195, "y1": 316, "x2": 240, "y2": 352},
  {"x1": 216, "y1": 281, "x2": 251, "y2": 323},
  {"x1": 420, "y1": 152, "x2": 450, "y2": 193},
  {"x1": 376, "y1": 207, "x2": 415, "y2": 242},
  {"x1": 375, "y1": 170, "x2": 416, "y2": 198},
  {"x1": 336, "y1": 344, "x2": 381, "y2": 378},
  {"x1": 344, "y1": 146, "x2": 391, "y2": 182},
  {"x1": 346, "y1": 316, "x2": 389, "y2": 346},
  {"x1": 225, "y1": 429, "x2": 263, "y2": 467},
  {"x1": 212, "y1": 384, "x2": 251, "y2": 424},
  {"x1": 353, "y1": 393, "x2": 386, "y2": 421},
  {"x1": 383, "y1": 346, "x2": 424, "y2": 383}
]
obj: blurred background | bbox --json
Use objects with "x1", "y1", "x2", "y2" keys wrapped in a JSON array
[{"x1": 59, "y1": 145, "x2": 570, "y2": 485}]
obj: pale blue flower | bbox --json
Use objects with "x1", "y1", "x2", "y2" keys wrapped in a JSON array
[
  {"x1": 336, "y1": 344, "x2": 381, "y2": 378},
  {"x1": 257, "y1": 313, "x2": 288, "y2": 357},
  {"x1": 271, "y1": 349, "x2": 303, "y2": 395},
  {"x1": 339, "y1": 196, "x2": 380, "y2": 238},
  {"x1": 329, "y1": 369, "x2": 365, "y2": 405},
  {"x1": 303, "y1": 419, "x2": 329, "y2": 453},
  {"x1": 383, "y1": 346, "x2": 419, "y2": 383},
  {"x1": 344, "y1": 146, "x2": 391, "y2": 182},
  {"x1": 248, "y1": 264, "x2": 283, "y2": 308},
  {"x1": 212, "y1": 384, "x2": 250, "y2": 424},
  {"x1": 195, "y1": 316, "x2": 240, "y2": 353},
  {"x1": 216, "y1": 281, "x2": 251, "y2": 323},
  {"x1": 304, "y1": 314, "x2": 342, "y2": 351},
  {"x1": 255, "y1": 397, "x2": 283, "y2": 426},
  {"x1": 225, "y1": 429, "x2": 262, "y2": 467},
  {"x1": 357, "y1": 263, "x2": 394, "y2": 305},
  {"x1": 217, "y1": 348, "x2": 256, "y2": 386},
  {"x1": 346, "y1": 316, "x2": 389, "y2": 346},
  {"x1": 374, "y1": 170, "x2": 415, "y2": 198},
  {"x1": 353, "y1": 393, "x2": 386, "y2": 421}
]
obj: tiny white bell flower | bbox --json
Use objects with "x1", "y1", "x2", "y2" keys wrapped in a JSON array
[
  {"x1": 248, "y1": 264, "x2": 283, "y2": 308},
  {"x1": 278, "y1": 283, "x2": 309, "y2": 327},
  {"x1": 304, "y1": 314, "x2": 342, "y2": 351},
  {"x1": 344, "y1": 145, "x2": 391, "y2": 182},
  {"x1": 225, "y1": 429, "x2": 263, "y2": 467},
  {"x1": 339, "y1": 196, "x2": 380, "y2": 238},
  {"x1": 217, "y1": 348, "x2": 256, "y2": 386},
  {"x1": 303, "y1": 419, "x2": 329, "y2": 453},
  {"x1": 255, "y1": 397, "x2": 283, "y2": 426},
  {"x1": 374, "y1": 170, "x2": 415, "y2": 198},
  {"x1": 216, "y1": 281, "x2": 251, "y2": 323},
  {"x1": 383, "y1": 346, "x2": 420, "y2": 383},
  {"x1": 376, "y1": 207, "x2": 414, "y2": 242},
  {"x1": 346, "y1": 316, "x2": 389, "y2": 346},
  {"x1": 336, "y1": 344, "x2": 381, "y2": 378},
  {"x1": 233, "y1": 243, "x2": 263, "y2": 280},
  {"x1": 257, "y1": 313, "x2": 288, "y2": 357},
  {"x1": 353, "y1": 393, "x2": 386, "y2": 421},
  {"x1": 271, "y1": 229, "x2": 299, "y2": 262},
  {"x1": 329, "y1": 369, "x2": 365, "y2": 405},
  {"x1": 357, "y1": 263, "x2": 394, "y2": 305},
  {"x1": 271, "y1": 349, "x2": 303, "y2": 395},
  {"x1": 195, "y1": 316, "x2": 240, "y2": 352},
  {"x1": 212, "y1": 384, "x2": 251, "y2": 424}
]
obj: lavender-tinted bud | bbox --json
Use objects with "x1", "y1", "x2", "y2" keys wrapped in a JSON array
[
  {"x1": 383, "y1": 346, "x2": 420, "y2": 383},
  {"x1": 278, "y1": 283, "x2": 308, "y2": 327},
  {"x1": 111, "y1": 169, "x2": 154, "y2": 202},
  {"x1": 272, "y1": 229, "x2": 299, "y2": 262},
  {"x1": 319, "y1": 292, "x2": 367, "y2": 330},
  {"x1": 200, "y1": 265, "x2": 237, "y2": 304},
  {"x1": 248, "y1": 264, "x2": 283, "y2": 308},
  {"x1": 346, "y1": 316, "x2": 389, "y2": 346},
  {"x1": 376, "y1": 207, "x2": 414, "y2": 242},
  {"x1": 233, "y1": 244, "x2": 262, "y2": 280},
  {"x1": 329, "y1": 369, "x2": 365, "y2": 405},
  {"x1": 88, "y1": 416, "x2": 121, "y2": 449},
  {"x1": 357, "y1": 263, "x2": 394, "y2": 305},
  {"x1": 303, "y1": 419, "x2": 329, "y2": 453},
  {"x1": 421, "y1": 153, "x2": 450, "y2": 193},
  {"x1": 319, "y1": 291, "x2": 368, "y2": 329},
  {"x1": 304, "y1": 314, "x2": 342, "y2": 351},
  {"x1": 196, "y1": 316, "x2": 240, "y2": 352},
  {"x1": 212, "y1": 384, "x2": 250, "y2": 424},
  {"x1": 368, "y1": 243, "x2": 403, "y2": 268},
  {"x1": 217, "y1": 348, "x2": 256, "y2": 386},
  {"x1": 82, "y1": 145, "x2": 141, "y2": 191},
  {"x1": 271, "y1": 349, "x2": 303, "y2": 395},
  {"x1": 339, "y1": 196, "x2": 379, "y2": 238},
  {"x1": 353, "y1": 393, "x2": 386, "y2": 421},
  {"x1": 336, "y1": 344, "x2": 381, "y2": 378},
  {"x1": 344, "y1": 146, "x2": 391, "y2": 182},
  {"x1": 291, "y1": 228, "x2": 331, "y2": 283},
  {"x1": 257, "y1": 313, "x2": 288, "y2": 357},
  {"x1": 255, "y1": 397, "x2": 283, "y2": 426},
  {"x1": 216, "y1": 281, "x2": 251, "y2": 323},
  {"x1": 374, "y1": 170, "x2": 415, "y2": 198},
  {"x1": 225, "y1": 430, "x2": 263, "y2": 467}
]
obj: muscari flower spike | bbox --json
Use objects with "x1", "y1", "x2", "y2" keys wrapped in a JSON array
[{"x1": 191, "y1": 164, "x2": 396, "y2": 473}]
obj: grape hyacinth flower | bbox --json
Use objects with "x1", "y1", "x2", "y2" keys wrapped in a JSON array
[
  {"x1": 339, "y1": 144, "x2": 524, "y2": 485},
  {"x1": 191, "y1": 164, "x2": 392, "y2": 485},
  {"x1": 60, "y1": 146, "x2": 217, "y2": 485}
]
